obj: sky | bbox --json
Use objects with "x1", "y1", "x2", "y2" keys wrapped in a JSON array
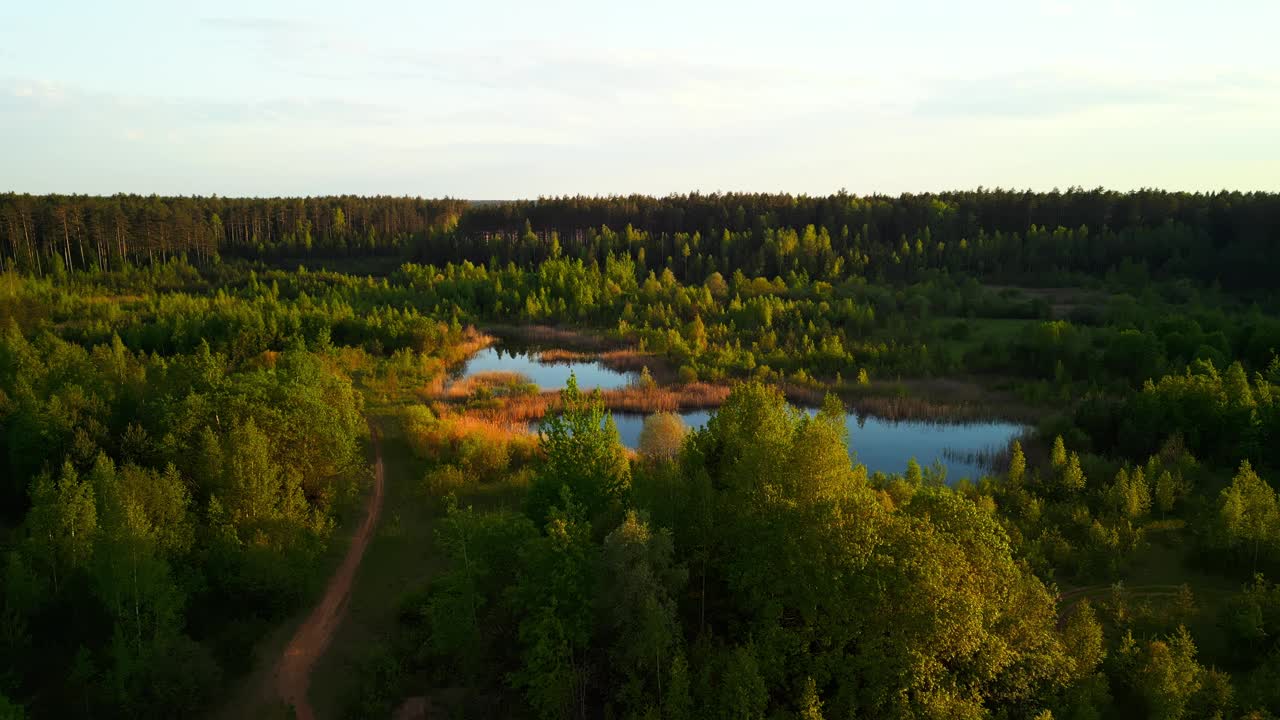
[{"x1": 2, "y1": 0, "x2": 1278, "y2": 198}]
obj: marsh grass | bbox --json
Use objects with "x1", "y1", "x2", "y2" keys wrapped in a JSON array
[
  {"x1": 440, "y1": 370, "x2": 537, "y2": 401},
  {"x1": 534, "y1": 348, "x2": 594, "y2": 363},
  {"x1": 469, "y1": 383, "x2": 730, "y2": 424}
]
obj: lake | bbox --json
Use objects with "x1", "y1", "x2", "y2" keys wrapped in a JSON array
[
  {"x1": 453, "y1": 345, "x2": 637, "y2": 390},
  {"x1": 458, "y1": 344, "x2": 1025, "y2": 481},
  {"x1": 605, "y1": 410, "x2": 1024, "y2": 482}
]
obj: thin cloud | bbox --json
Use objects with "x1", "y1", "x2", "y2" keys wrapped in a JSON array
[
  {"x1": 912, "y1": 69, "x2": 1280, "y2": 119},
  {"x1": 199, "y1": 16, "x2": 318, "y2": 33}
]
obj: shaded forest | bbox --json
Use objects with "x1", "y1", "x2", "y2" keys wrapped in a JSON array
[{"x1": 3, "y1": 190, "x2": 1279, "y2": 288}]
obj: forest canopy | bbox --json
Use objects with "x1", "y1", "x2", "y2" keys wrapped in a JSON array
[{"x1": 1, "y1": 189, "x2": 1279, "y2": 719}]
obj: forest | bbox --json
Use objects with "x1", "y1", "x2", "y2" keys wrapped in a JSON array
[{"x1": 1, "y1": 190, "x2": 1279, "y2": 719}]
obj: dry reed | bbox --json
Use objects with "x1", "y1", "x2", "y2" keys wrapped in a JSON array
[
  {"x1": 441, "y1": 370, "x2": 534, "y2": 400},
  {"x1": 470, "y1": 382, "x2": 730, "y2": 424},
  {"x1": 535, "y1": 349, "x2": 595, "y2": 364}
]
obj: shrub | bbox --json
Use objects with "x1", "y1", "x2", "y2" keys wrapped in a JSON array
[
  {"x1": 423, "y1": 465, "x2": 469, "y2": 497},
  {"x1": 402, "y1": 404, "x2": 437, "y2": 459},
  {"x1": 458, "y1": 435, "x2": 510, "y2": 480},
  {"x1": 638, "y1": 412, "x2": 689, "y2": 460}
]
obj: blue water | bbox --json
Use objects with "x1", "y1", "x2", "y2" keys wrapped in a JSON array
[
  {"x1": 605, "y1": 410, "x2": 1025, "y2": 482},
  {"x1": 454, "y1": 346, "x2": 636, "y2": 390},
  {"x1": 460, "y1": 345, "x2": 1025, "y2": 481}
]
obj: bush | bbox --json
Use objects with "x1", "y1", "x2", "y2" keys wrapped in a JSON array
[
  {"x1": 458, "y1": 435, "x2": 510, "y2": 480},
  {"x1": 423, "y1": 465, "x2": 469, "y2": 497},
  {"x1": 638, "y1": 412, "x2": 688, "y2": 460},
  {"x1": 401, "y1": 405, "x2": 437, "y2": 459}
]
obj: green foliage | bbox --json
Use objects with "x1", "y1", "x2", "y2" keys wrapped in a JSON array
[
  {"x1": 1051, "y1": 436, "x2": 1068, "y2": 468},
  {"x1": 510, "y1": 491, "x2": 597, "y2": 720},
  {"x1": 1062, "y1": 600, "x2": 1106, "y2": 679},
  {"x1": 600, "y1": 510, "x2": 687, "y2": 715},
  {"x1": 1219, "y1": 461, "x2": 1279, "y2": 573},
  {"x1": 1132, "y1": 627, "x2": 1204, "y2": 720},
  {"x1": 6, "y1": 190, "x2": 1280, "y2": 718},
  {"x1": 0, "y1": 693, "x2": 24, "y2": 720},
  {"x1": 0, "y1": 282, "x2": 367, "y2": 717},
  {"x1": 526, "y1": 375, "x2": 629, "y2": 530},
  {"x1": 703, "y1": 644, "x2": 767, "y2": 720},
  {"x1": 637, "y1": 412, "x2": 688, "y2": 461},
  {"x1": 797, "y1": 676, "x2": 825, "y2": 720},
  {"x1": 1061, "y1": 452, "x2": 1086, "y2": 494},
  {"x1": 1009, "y1": 440, "x2": 1026, "y2": 484}
]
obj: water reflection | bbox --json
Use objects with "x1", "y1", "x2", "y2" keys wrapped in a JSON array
[
  {"x1": 458, "y1": 344, "x2": 1026, "y2": 482},
  {"x1": 601, "y1": 411, "x2": 1025, "y2": 482},
  {"x1": 454, "y1": 346, "x2": 635, "y2": 390}
]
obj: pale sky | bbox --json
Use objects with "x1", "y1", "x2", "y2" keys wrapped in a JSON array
[{"x1": 2, "y1": 0, "x2": 1278, "y2": 197}]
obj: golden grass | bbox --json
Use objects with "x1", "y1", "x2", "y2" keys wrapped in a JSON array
[
  {"x1": 532, "y1": 346, "x2": 668, "y2": 381},
  {"x1": 403, "y1": 406, "x2": 538, "y2": 463},
  {"x1": 598, "y1": 349, "x2": 661, "y2": 373},
  {"x1": 437, "y1": 328, "x2": 496, "y2": 366},
  {"x1": 469, "y1": 382, "x2": 730, "y2": 424},
  {"x1": 535, "y1": 348, "x2": 594, "y2": 363},
  {"x1": 440, "y1": 370, "x2": 533, "y2": 400}
]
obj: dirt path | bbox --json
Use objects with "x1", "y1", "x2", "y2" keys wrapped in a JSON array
[{"x1": 276, "y1": 421, "x2": 386, "y2": 720}]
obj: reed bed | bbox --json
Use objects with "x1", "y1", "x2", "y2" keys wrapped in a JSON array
[
  {"x1": 440, "y1": 370, "x2": 535, "y2": 400},
  {"x1": 470, "y1": 382, "x2": 730, "y2": 424},
  {"x1": 532, "y1": 346, "x2": 664, "y2": 374},
  {"x1": 402, "y1": 404, "x2": 537, "y2": 461},
  {"x1": 534, "y1": 348, "x2": 595, "y2": 363},
  {"x1": 598, "y1": 349, "x2": 662, "y2": 373},
  {"x1": 439, "y1": 328, "x2": 496, "y2": 365}
]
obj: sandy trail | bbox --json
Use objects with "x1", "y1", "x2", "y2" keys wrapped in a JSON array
[{"x1": 276, "y1": 421, "x2": 386, "y2": 720}]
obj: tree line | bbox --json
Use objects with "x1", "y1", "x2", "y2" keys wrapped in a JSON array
[
  {"x1": 4, "y1": 190, "x2": 1279, "y2": 289},
  {"x1": 0, "y1": 194, "x2": 468, "y2": 272}
]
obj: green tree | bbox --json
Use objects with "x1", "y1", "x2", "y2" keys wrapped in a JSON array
[
  {"x1": 1009, "y1": 440, "x2": 1026, "y2": 485},
  {"x1": 224, "y1": 417, "x2": 283, "y2": 527},
  {"x1": 1051, "y1": 436, "x2": 1068, "y2": 469},
  {"x1": 798, "y1": 676, "x2": 825, "y2": 720},
  {"x1": 1061, "y1": 599, "x2": 1106, "y2": 679},
  {"x1": 714, "y1": 645, "x2": 767, "y2": 720},
  {"x1": 1155, "y1": 470, "x2": 1181, "y2": 517},
  {"x1": 1220, "y1": 460, "x2": 1279, "y2": 572},
  {"x1": 511, "y1": 491, "x2": 597, "y2": 720},
  {"x1": 26, "y1": 461, "x2": 98, "y2": 593},
  {"x1": 665, "y1": 652, "x2": 692, "y2": 720},
  {"x1": 527, "y1": 375, "x2": 629, "y2": 530},
  {"x1": 426, "y1": 498, "x2": 537, "y2": 677},
  {"x1": 1134, "y1": 627, "x2": 1203, "y2": 720},
  {"x1": 601, "y1": 510, "x2": 687, "y2": 714},
  {"x1": 637, "y1": 412, "x2": 688, "y2": 461},
  {"x1": 1061, "y1": 452, "x2": 1086, "y2": 494}
]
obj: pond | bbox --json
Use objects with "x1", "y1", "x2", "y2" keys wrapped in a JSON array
[
  {"x1": 454, "y1": 345, "x2": 636, "y2": 390},
  {"x1": 458, "y1": 344, "x2": 1026, "y2": 482},
  {"x1": 604, "y1": 410, "x2": 1026, "y2": 482}
]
